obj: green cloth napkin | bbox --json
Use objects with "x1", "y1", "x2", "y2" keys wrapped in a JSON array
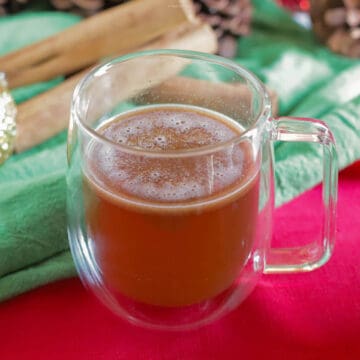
[{"x1": 1, "y1": 0, "x2": 360, "y2": 302}]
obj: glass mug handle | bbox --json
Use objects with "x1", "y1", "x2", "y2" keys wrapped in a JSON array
[{"x1": 265, "y1": 117, "x2": 338, "y2": 273}]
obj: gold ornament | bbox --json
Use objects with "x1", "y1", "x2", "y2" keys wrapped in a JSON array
[{"x1": 0, "y1": 73, "x2": 17, "y2": 165}]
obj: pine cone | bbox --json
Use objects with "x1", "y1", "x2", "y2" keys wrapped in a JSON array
[
  {"x1": 194, "y1": 0, "x2": 253, "y2": 57},
  {"x1": 0, "y1": 0, "x2": 32, "y2": 15},
  {"x1": 310, "y1": 0, "x2": 360, "y2": 57}
]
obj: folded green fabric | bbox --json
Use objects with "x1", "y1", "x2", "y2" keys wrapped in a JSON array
[
  {"x1": 0, "y1": 13, "x2": 80, "y2": 301},
  {"x1": 1, "y1": 1, "x2": 360, "y2": 302}
]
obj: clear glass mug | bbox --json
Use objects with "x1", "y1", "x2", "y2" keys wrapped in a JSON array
[{"x1": 67, "y1": 50, "x2": 337, "y2": 330}]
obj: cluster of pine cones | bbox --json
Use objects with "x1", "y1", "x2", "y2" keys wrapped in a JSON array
[{"x1": 0, "y1": 0, "x2": 252, "y2": 58}]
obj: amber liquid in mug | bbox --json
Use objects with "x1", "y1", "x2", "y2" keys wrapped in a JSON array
[{"x1": 84, "y1": 105, "x2": 259, "y2": 307}]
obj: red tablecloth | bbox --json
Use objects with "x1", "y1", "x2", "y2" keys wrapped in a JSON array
[{"x1": 1, "y1": 161, "x2": 360, "y2": 360}]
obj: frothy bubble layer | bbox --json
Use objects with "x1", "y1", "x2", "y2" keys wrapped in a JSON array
[
  {"x1": 100, "y1": 107, "x2": 238, "y2": 151},
  {"x1": 87, "y1": 106, "x2": 254, "y2": 204}
]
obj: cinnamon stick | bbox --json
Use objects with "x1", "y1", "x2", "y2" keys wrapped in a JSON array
[
  {"x1": 0, "y1": 0, "x2": 197, "y2": 89},
  {"x1": 14, "y1": 24, "x2": 217, "y2": 152}
]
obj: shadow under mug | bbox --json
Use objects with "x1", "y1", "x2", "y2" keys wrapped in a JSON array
[{"x1": 67, "y1": 50, "x2": 337, "y2": 330}]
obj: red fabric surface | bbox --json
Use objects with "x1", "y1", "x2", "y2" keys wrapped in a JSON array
[{"x1": 1, "y1": 161, "x2": 360, "y2": 360}]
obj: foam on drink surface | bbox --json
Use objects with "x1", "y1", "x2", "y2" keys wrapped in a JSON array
[{"x1": 87, "y1": 105, "x2": 256, "y2": 209}]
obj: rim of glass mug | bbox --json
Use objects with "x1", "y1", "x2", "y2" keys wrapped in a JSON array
[{"x1": 70, "y1": 49, "x2": 272, "y2": 158}]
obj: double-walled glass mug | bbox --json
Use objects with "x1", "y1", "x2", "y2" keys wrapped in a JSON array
[{"x1": 67, "y1": 50, "x2": 337, "y2": 330}]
